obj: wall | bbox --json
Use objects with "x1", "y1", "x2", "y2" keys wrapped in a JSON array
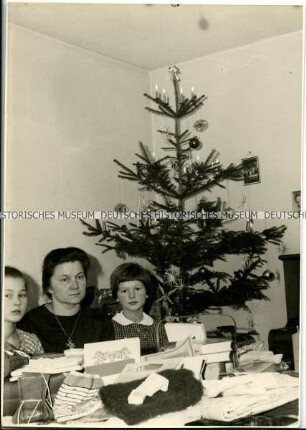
[
  {"x1": 4, "y1": 24, "x2": 152, "y2": 303},
  {"x1": 150, "y1": 31, "x2": 303, "y2": 345}
]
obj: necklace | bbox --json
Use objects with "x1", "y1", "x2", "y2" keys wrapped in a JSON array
[{"x1": 52, "y1": 310, "x2": 81, "y2": 349}]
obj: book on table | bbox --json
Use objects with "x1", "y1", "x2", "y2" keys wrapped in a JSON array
[
  {"x1": 197, "y1": 338, "x2": 235, "y2": 365},
  {"x1": 203, "y1": 350, "x2": 232, "y2": 364},
  {"x1": 200, "y1": 338, "x2": 234, "y2": 355}
]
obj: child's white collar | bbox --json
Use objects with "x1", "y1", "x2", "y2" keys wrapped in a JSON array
[{"x1": 112, "y1": 311, "x2": 153, "y2": 326}]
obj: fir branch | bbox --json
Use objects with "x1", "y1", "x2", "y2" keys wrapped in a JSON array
[
  {"x1": 181, "y1": 162, "x2": 243, "y2": 199},
  {"x1": 158, "y1": 105, "x2": 176, "y2": 117},
  {"x1": 143, "y1": 93, "x2": 176, "y2": 117},
  {"x1": 178, "y1": 130, "x2": 190, "y2": 140},
  {"x1": 177, "y1": 95, "x2": 207, "y2": 117},
  {"x1": 261, "y1": 226, "x2": 287, "y2": 244},
  {"x1": 114, "y1": 144, "x2": 180, "y2": 198},
  {"x1": 161, "y1": 146, "x2": 177, "y2": 151},
  {"x1": 157, "y1": 129, "x2": 176, "y2": 136},
  {"x1": 145, "y1": 107, "x2": 172, "y2": 117},
  {"x1": 81, "y1": 219, "x2": 104, "y2": 236}
]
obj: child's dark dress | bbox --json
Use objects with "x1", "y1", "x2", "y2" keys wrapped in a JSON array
[{"x1": 112, "y1": 312, "x2": 168, "y2": 355}]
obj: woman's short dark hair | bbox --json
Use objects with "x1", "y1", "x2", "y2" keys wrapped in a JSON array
[
  {"x1": 42, "y1": 247, "x2": 90, "y2": 298},
  {"x1": 110, "y1": 263, "x2": 155, "y2": 300},
  {"x1": 5, "y1": 266, "x2": 27, "y2": 288}
]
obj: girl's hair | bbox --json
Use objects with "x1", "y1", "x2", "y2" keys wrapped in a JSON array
[
  {"x1": 110, "y1": 263, "x2": 155, "y2": 300},
  {"x1": 42, "y1": 247, "x2": 90, "y2": 298},
  {"x1": 5, "y1": 266, "x2": 27, "y2": 288}
]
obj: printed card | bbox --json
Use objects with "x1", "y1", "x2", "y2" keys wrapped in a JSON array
[{"x1": 84, "y1": 338, "x2": 141, "y2": 367}]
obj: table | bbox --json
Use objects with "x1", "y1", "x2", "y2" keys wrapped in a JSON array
[
  {"x1": 2, "y1": 396, "x2": 299, "y2": 427},
  {"x1": 2, "y1": 371, "x2": 299, "y2": 427}
]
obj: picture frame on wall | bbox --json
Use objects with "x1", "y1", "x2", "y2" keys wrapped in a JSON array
[
  {"x1": 292, "y1": 190, "x2": 301, "y2": 211},
  {"x1": 242, "y1": 156, "x2": 260, "y2": 185}
]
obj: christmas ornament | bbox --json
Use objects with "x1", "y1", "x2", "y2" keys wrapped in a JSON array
[
  {"x1": 246, "y1": 218, "x2": 254, "y2": 232},
  {"x1": 168, "y1": 65, "x2": 181, "y2": 82},
  {"x1": 142, "y1": 200, "x2": 153, "y2": 211},
  {"x1": 194, "y1": 119, "x2": 208, "y2": 133},
  {"x1": 278, "y1": 242, "x2": 289, "y2": 255},
  {"x1": 238, "y1": 194, "x2": 247, "y2": 209},
  {"x1": 114, "y1": 203, "x2": 129, "y2": 212},
  {"x1": 189, "y1": 137, "x2": 201, "y2": 149},
  {"x1": 171, "y1": 160, "x2": 179, "y2": 171},
  {"x1": 101, "y1": 220, "x2": 108, "y2": 232},
  {"x1": 262, "y1": 270, "x2": 275, "y2": 282}
]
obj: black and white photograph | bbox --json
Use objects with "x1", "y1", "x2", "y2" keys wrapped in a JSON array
[{"x1": 1, "y1": 2, "x2": 304, "y2": 428}]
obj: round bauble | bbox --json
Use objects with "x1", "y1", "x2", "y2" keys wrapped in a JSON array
[
  {"x1": 262, "y1": 270, "x2": 275, "y2": 282},
  {"x1": 114, "y1": 203, "x2": 129, "y2": 213},
  {"x1": 199, "y1": 267, "x2": 207, "y2": 275},
  {"x1": 194, "y1": 119, "x2": 208, "y2": 133},
  {"x1": 189, "y1": 137, "x2": 201, "y2": 149},
  {"x1": 171, "y1": 160, "x2": 179, "y2": 171}
]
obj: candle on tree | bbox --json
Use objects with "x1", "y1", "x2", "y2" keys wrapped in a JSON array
[
  {"x1": 162, "y1": 89, "x2": 166, "y2": 102},
  {"x1": 155, "y1": 84, "x2": 159, "y2": 98},
  {"x1": 180, "y1": 87, "x2": 184, "y2": 102}
]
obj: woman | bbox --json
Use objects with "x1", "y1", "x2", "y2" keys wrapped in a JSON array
[
  {"x1": 110, "y1": 262, "x2": 167, "y2": 355},
  {"x1": 18, "y1": 247, "x2": 113, "y2": 353}
]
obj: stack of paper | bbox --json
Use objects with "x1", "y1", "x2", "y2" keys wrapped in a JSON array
[
  {"x1": 199, "y1": 338, "x2": 234, "y2": 364},
  {"x1": 10, "y1": 356, "x2": 83, "y2": 381},
  {"x1": 164, "y1": 322, "x2": 206, "y2": 343},
  {"x1": 141, "y1": 336, "x2": 196, "y2": 362}
]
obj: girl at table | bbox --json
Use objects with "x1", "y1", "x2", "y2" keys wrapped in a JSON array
[
  {"x1": 4, "y1": 266, "x2": 44, "y2": 377},
  {"x1": 18, "y1": 247, "x2": 114, "y2": 353},
  {"x1": 110, "y1": 262, "x2": 167, "y2": 355}
]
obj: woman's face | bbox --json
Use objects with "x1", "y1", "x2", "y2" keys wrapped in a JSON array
[
  {"x1": 48, "y1": 261, "x2": 87, "y2": 306},
  {"x1": 117, "y1": 280, "x2": 147, "y2": 313},
  {"x1": 4, "y1": 276, "x2": 28, "y2": 323}
]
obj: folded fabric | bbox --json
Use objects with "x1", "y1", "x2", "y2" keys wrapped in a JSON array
[
  {"x1": 221, "y1": 380, "x2": 267, "y2": 396},
  {"x1": 53, "y1": 371, "x2": 104, "y2": 423},
  {"x1": 201, "y1": 386, "x2": 299, "y2": 422},
  {"x1": 100, "y1": 368, "x2": 203, "y2": 425},
  {"x1": 237, "y1": 341, "x2": 265, "y2": 355},
  {"x1": 63, "y1": 398, "x2": 110, "y2": 423},
  {"x1": 239, "y1": 351, "x2": 283, "y2": 365},
  {"x1": 128, "y1": 373, "x2": 169, "y2": 405},
  {"x1": 203, "y1": 373, "x2": 299, "y2": 398}
]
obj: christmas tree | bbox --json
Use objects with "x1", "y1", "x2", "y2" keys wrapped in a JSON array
[{"x1": 81, "y1": 65, "x2": 286, "y2": 317}]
